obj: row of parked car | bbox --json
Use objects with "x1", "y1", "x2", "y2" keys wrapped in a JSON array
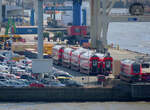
[
  {"x1": 0, "y1": 51, "x2": 84, "y2": 88},
  {"x1": 0, "y1": 68, "x2": 83, "y2": 88}
]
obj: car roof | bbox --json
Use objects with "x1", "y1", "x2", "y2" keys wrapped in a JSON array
[{"x1": 57, "y1": 76, "x2": 70, "y2": 79}]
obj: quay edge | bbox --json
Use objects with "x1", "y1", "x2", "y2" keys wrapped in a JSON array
[{"x1": 0, "y1": 83, "x2": 150, "y2": 102}]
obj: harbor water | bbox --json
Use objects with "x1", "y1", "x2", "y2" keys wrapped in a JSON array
[
  {"x1": 0, "y1": 102, "x2": 150, "y2": 110},
  {"x1": 108, "y1": 22, "x2": 150, "y2": 54}
]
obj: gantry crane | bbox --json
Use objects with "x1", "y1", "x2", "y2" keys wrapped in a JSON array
[{"x1": 90, "y1": 0, "x2": 150, "y2": 53}]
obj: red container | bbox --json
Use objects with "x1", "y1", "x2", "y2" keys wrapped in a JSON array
[{"x1": 68, "y1": 26, "x2": 87, "y2": 36}]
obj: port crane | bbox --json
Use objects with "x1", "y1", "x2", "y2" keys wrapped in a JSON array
[{"x1": 90, "y1": 0, "x2": 150, "y2": 53}]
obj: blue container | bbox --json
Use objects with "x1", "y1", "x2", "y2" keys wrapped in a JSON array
[
  {"x1": 30, "y1": 9, "x2": 35, "y2": 26},
  {"x1": 80, "y1": 38, "x2": 89, "y2": 45},
  {"x1": 82, "y1": 9, "x2": 86, "y2": 26},
  {"x1": 73, "y1": 0, "x2": 82, "y2": 26},
  {"x1": 15, "y1": 27, "x2": 37, "y2": 34},
  {"x1": 3, "y1": 18, "x2": 23, "y2": 22}
]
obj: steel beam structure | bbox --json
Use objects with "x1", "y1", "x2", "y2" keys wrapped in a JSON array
[
  {"x1": 37, "y1": 0, "x2": 44, "y2": 59},
  {"x1": 34, "y1": 0, "x2": 38, "y2": 25},
  {"x1": 30, "y1": 9, "x2": 35, "y2": 26},
  {"x1": 0, "y1": 0, "x2": 2, "y2": 31},
  {"x1": 90, "y1": 0, "x2": 111, "y2": 52},
  {"x1": 82, "y1": 9, "x2": 86, "y2": 26},
  {"x1": 109, "y1": 15, "x2": 150, "y2": 22},
  {"x1": 90, "y1": 0, "x2": 99, "y2": 49},
  {"x1": 73, "y1": 0, "x2": 82, "y2": 26},
  {"x1": 90, "y1": 0, "x2": 150, "y2": 52}
]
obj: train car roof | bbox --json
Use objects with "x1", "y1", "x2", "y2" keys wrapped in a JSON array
[
  {"x1": 80, "y1": 50, "x2": 94, "y2": 59},
  {"x1": 121, "y1": 59, "x2": 136, "y2": 65},
  {"x1": 53, "y1": 45, "x2": 64, "y2": 50},
  {"x1": 95, "y1": 53, "x2": 105, "y2": 58},
  {"x1": 64, "y1": 47, "x2": 74, "y2": 53},
  {"x1": 72, "y1": 48, "x2": 87, "y2": 56}
]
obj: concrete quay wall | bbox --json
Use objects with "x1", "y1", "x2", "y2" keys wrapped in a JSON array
[{"x1": 0, "y1": 87, "x2": 131, "y2": 102}]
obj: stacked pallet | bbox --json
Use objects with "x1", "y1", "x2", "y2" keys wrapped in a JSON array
[
  {"x1": 43, "y1": 43, "x2": 54, "y2": 56},
  {"x1": 12, "y1": 42, "x2": 37, "y2": 52}
]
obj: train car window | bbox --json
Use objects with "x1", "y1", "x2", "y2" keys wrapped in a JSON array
[
  {"x1": 105, "y1": 61, "x2": 111, "y2": 69},
  {"x1": 92, "y1": 60, "x2": 98, "y2": 67},
  {"x1": 132, "y1": 63, "x2": 140, "y2": 73},
  {"x1": 74, "y1": 28, "x2": 81, "y2": 33}
]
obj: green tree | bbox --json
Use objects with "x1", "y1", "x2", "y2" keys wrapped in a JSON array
[{"x1": 43, "y1": 32, "x2": 50, "y2": 41}]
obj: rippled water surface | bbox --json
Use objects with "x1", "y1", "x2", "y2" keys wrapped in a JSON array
[
  {"x1": 0, "y1": 102, "x2": 150, "y2": 110},
  {"x1": 108, "y1": 22, "x2": 150, "y2": 54}
]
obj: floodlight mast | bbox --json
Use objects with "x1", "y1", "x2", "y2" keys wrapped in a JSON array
[{"x1": 37, "y1": 0, "x2": 44, "y2": 59}]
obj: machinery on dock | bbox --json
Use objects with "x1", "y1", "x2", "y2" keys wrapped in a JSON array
[
  {"x1": 90, "y1": 0, "x2": 150, "y2": 53},
  {"x1": 64, "y1": 26, "x2": 89, "y2": 45},
  {"x1": 129, "y1": 1, "x2": 145, "y2": 15},
  {"x1": 1, "y1": 19, "x2": 24, "y2": 50},
  {"x1": 43, "y1": 43, "x2": 54, "y2": 56}
]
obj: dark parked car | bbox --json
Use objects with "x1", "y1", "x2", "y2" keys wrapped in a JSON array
[
  {"x1": 21, "y1": 75, "x2": 35, "y2": 80},
  {"x1": 59, "y1": 79, "x2": 83, "y2": 87},
  {"x1": 0, "y1": 81, "x2": 9, "y2": 87}
]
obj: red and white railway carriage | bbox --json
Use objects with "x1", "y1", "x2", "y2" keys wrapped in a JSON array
[
  {"x1": 79, "y1": 50, "x2": 98, "y2": 74},
  {"x1": 52, "y1": 45, "x2": 64, "y2": 65},
  {"x1": 120, "y1": 59, "x2": 142, "y2": 82},
  {"x1": 71, "y1": 47, "x2": 87, "y2": 71},
  {"x1": 62, "y1": 47, "x2": 74, "y2": 68},
  {"x1": 52, "y1": 45, "x2": 113, "y2": 76},
  {"x1": 93, "y1": 53, "x2": 113, "y2": 76}
]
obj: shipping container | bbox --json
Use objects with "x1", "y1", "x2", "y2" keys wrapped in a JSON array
[{"x1": 15, "y1": 26, "x2": 37, "y2": 34}]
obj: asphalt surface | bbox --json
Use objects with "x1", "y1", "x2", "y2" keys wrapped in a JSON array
[
  {"x1": 53, "y1": 64, "x2": 99, "y2": 87},
  {"x1": 54, "y1": 65, "x2": 88, "y2": 77}
]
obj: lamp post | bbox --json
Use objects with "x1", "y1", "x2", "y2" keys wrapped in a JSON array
[
  {"x1": 8, "y1": 25, "x2": 13, "y2": 74},
  {"x1": 37, "y1": 0, "x2": 44, "y2": 59},
  {"x1": 87, "y1": 47, "x2": 90, "y2": 86}
]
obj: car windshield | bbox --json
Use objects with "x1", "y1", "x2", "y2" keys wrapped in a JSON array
[
  {"x1": 58, "y1": 74, "x2": 72, "y2": 77},
  {"x1": 50, "y1": 82, "x2": 60, "y2": 85}
]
